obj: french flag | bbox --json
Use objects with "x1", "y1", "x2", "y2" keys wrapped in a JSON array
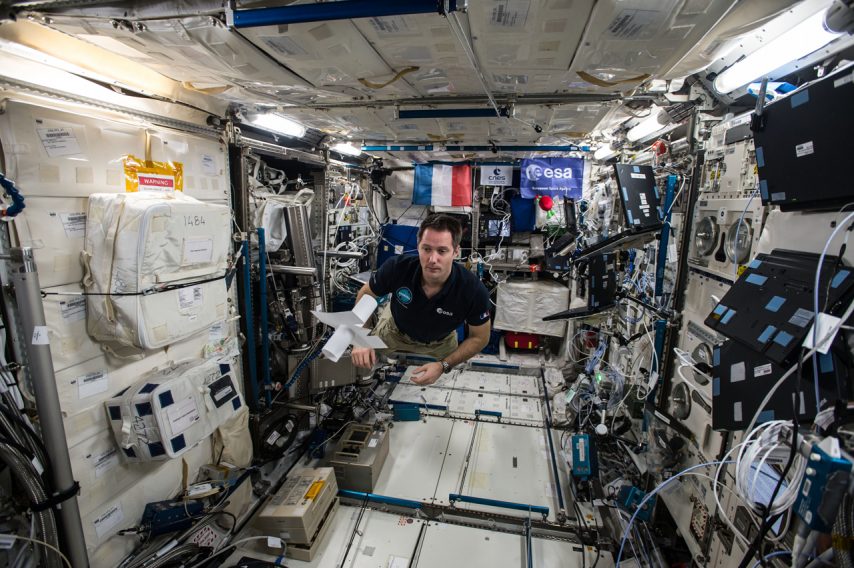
[{"x1": 412, "y1": 164, "x2": 472, "y2": 207}]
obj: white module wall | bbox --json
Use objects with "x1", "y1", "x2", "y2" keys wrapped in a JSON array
[{"x1": 0, "y1": 99, "x2": 242, "y2": 566}]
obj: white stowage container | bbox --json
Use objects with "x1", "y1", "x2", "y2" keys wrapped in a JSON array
[
  {"x1": 83, "y1": 191, "x2": 231, "y2": 350},
  {"x1": 493, "y1": 280, "x2": 569, "y2": 337},
  {"x1": 104, "y1": 358, "x2": 243, "y2": 462}
]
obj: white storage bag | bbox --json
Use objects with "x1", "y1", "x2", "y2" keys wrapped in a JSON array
[
  {"x1": 104, "y1": 358, "x2": 243, "y2": 462},
  {"x1": 83, "y1": 191, "x2": 231, "y2": 350}
]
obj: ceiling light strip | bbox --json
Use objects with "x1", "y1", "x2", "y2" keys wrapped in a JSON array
[{"x1": 0, "y1": 77, "x2": 220, "y2": 138}]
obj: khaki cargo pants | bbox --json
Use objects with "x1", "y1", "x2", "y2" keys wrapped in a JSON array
[{"x1": 372, "y1": 305, "x2": 458, "y2": 360}]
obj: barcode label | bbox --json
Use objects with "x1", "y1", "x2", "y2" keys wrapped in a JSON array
[
  {"x1": 77, "y1": 370, "x2": 108, "y2": 399},
  {"x1": 60, "y1": 297, "x2": 86, "y2": 321},
  {"x1": 91, "y1": 448, "x2": 119, "y2": 478},
  {"x1": 93, "y1": 503, "x2": 124, "y2": 538}
]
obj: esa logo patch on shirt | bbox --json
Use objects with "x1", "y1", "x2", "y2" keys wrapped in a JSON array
[
  {"x1": 396, "y1": 287, "x2": 413, "y2": 305},
  {"x1": 437, "y1": 307, "x2": 453, "y2": 316}
]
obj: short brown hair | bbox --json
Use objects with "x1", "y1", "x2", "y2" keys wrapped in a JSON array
[{"x1": 418, "y1": 214, "x2": 462, "y2": 248}]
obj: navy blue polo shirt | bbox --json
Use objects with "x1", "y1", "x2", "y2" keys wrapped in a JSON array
[{"x1": 369, "y1": 255, "x2": 491, "y2": 343}]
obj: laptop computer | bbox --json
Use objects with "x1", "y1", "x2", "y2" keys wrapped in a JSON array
[
  {"x1": 543, "y1": 253, "x2": 617, "y2": 321},
  {"x1": 574, "y1": 164, "x2": 663, "y2": 262}
]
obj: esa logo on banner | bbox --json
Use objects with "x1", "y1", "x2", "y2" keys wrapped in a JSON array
[
  {"x1": 479, "y1": 164, "x2": 512, "y2": 186},
  {"x1": 520, "y1": 157, "x2": 584, "y2": 199}
]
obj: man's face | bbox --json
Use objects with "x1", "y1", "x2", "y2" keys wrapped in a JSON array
[{"x1": 418, "y1": 228, "x2": 458, "y2": 286}]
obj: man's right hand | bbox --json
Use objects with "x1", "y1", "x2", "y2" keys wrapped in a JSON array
[{"x1": 351, "y1": 347, "x2": 377, "y2": 369}]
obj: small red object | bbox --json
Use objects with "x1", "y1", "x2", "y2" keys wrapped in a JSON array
[
  {"x1": 505, "y1": 331, "x2": 540, "y2": 351},
  {"x1": 652, "y1": 139, "x2": 668, "y2": 156},
  {"x1": 538, "y1": 195, "x2": 554, "y2": 211}
]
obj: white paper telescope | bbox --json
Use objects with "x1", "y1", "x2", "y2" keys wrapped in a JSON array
[{"x1": 310, "y1": 295, "x2": 387, "y2": 362}]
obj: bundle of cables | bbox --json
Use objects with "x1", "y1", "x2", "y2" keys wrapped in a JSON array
[
  {"x1": 0, "y1": 386, "x2": 66, "y2": 568},
  {"x1": 734, "y1": 420, "x2": 806, "y2": 521}
]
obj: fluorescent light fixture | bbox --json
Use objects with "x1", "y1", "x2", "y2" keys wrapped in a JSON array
[
  {"x1": 594, "y1": 145, "x2": 616, "y2": 161},
  {"x1": 713, "y1": 10, "x2": 842, "y2": 94},
  {"x1": 626, "y1": 110, "x2": 670, "y2": 142},
  {"x1": 250, "y1": 113, "x2": 306, "y2": 138},
  {"x1": 331, "y1": 142, "x2": 362, "y2": 156}
]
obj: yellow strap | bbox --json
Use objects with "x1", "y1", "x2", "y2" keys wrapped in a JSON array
[
  {"x1": 576, "y1": 70, "x2": 650, "y2": 88},
  {"x1": 358, "y1": 66, "x2": 419, "y2": 89},
  {"x1": 181, "y1": 81, "x2": 232, "y2": 95}
]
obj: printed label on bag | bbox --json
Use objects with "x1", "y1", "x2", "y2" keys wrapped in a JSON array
[
  {"x1": 178, "y1": 286, "x2": 203, "y2": 310},
  {"x1": 183, "y1": 237, "x2": 214, "y2": 265},
  {"x1": 137, "y1": 173, "x2": 175, "y2": 192},
  {"x1": 213, "y1": 385, "x2": 233, "y2": 402},
  {"x1": 166, "y1": 397, "x2": 200, "y2": 435}
]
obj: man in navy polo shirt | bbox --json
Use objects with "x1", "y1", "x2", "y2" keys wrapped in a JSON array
[{"x1": 351, "y1": 214, "x2": 491, "y2": 385}]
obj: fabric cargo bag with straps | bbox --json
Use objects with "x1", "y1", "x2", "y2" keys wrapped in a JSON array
[
  {"x1": 104, "y1": 358, "x2": 243, "y2": 462},
  {"x1": 82, "y1": 192, "x2": 231, "y2": 351}
]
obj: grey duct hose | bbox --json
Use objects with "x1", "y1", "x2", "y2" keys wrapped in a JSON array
[
  {"x1": 0, "y1": 444, "x2": 61, "y2": 568},
  {"x1": 0, "y1": 402, "x2": 41, "y2": 463},
  {"x1": 0, "y1": 390, "x2": 51, "y2": 470},
  {"x1": 146, "y1": 544, "x2": 201, "y2": 568},
  {"x1": 122, "y1": 508, "x2": 222, "y2": 568}
]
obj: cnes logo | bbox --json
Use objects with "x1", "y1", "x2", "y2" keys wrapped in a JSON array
[
  {"x1": 525, "y1": 164, "x2": 574, "y2": 181},
  {"x1": 486, "y1": 167, "x2": 508, "y2": 183}
]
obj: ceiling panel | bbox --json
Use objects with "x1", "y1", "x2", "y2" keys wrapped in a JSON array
[
  {"x1": 468, "y1": 0, "x2": 595, "y2": 95},
  {"x1": 565, "y1": 0, "x2": 740, "y2": 93},
  {"x1": 236, "y1": 19, "x2": 419, "y2": 100},
  {"x1": 41, "y1": 15, "x2": 329, "y2": 104},
  {"x1": 15, "y1": 0, "x2": 801, "y2": 152},
  {"x1": 351, "y1": 14, "x2": 487, "y2": 96}
]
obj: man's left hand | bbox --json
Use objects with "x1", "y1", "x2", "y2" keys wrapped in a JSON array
[{"x1": 410, "y1": 361, "x2": 443, "y2": 385}]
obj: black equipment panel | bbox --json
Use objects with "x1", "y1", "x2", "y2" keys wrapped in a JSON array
[
  {"x1": 712, "y1": 339, "x2": 846, "y2": 431},
  {"x1": 704, "y1": 249, "x2": 853, "y2": 365},
  {"x1": 613, "y1": 163, "x2": 662, "y2": 229},
  {"x1": 753, "y1": 63, "x2": 854, "y2": 211}
]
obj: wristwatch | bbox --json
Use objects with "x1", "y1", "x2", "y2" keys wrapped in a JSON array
[{"x1": 439, "y1": 359, "x2": 452, "y2": 374}]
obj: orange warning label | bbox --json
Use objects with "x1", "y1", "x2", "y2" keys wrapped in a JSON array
[{"x1": 124, "y1": 155, "x2": 183, "y2": 193}]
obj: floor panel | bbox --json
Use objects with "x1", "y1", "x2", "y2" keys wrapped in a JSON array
[
  {"x1": 237, "y1": 363, "x2": 593, "y2": 566},
  {"x1": 453, "y1": 370, "x2": 511, "y2": 394},
  {"x1": 433, "y1": 421, "x2": 562, "y2": 522},
  {"x1": 416, "y1": 522, "x2": 604, "y2": 568},
  {"x1": 399, "y1": 366, "x2": 457, "y2": 389},
  {"x1": 372, "y1": 418, "x2": 456, "y2": 502},
  {"x1": 388, "y1": 384, "x2": 453, "y2": 408}
]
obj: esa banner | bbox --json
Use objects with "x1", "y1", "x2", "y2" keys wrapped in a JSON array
[
  {"x1": 479, "y1": 164, "x2": 513, "y2": 186},
  {"x1": 520, "y1": 157, "x2": 583, "y2": 199}
]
